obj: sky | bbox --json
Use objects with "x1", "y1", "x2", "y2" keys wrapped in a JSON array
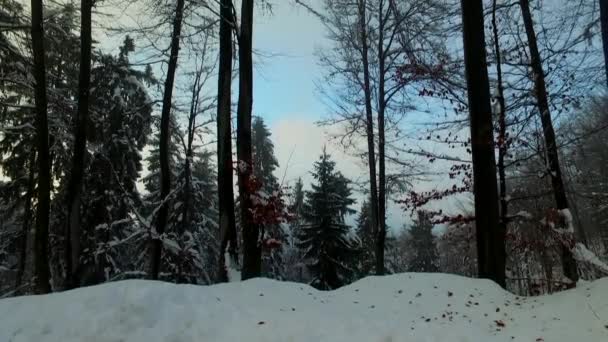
[
  {"x1": 248, "y1": 1, "x2": 471, "y2": 231},
  {"x1": 95, "y1": 0, "x2": 462, "y2": 231},
  {"x1": 251, "y1": 1, "x2": 327, "y2": 123},
  {"x1": 250, "y1": 1, "x2": 413, "y2": 230},
  {"x1": 88, "y1": 0, "x2": 401, "y2": 227}
]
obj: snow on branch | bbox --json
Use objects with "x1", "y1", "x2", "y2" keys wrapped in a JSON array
[{"x1": 572, "y1": 243, "x2": 608, "y2": 274}]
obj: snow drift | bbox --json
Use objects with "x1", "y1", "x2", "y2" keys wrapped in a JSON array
[{"x1": 1, "y1": 273, "x2": 607, "y2": 342}]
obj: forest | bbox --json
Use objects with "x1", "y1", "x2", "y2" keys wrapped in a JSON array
[{"x1": 1, "y1": 0, "x2": 608, "y2": 302}]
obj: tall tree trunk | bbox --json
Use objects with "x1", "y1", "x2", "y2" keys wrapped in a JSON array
[
  {"x1": 492, "y1": 0, "x2": 509, "y2": 252},
  {"x1": 238, "y1": 0, "x2": 260, "y2": 280},
  {"x1": 15, "y1": 152, "x2": 37, "y2": 292},
  {"x1": 149, "y1": 0, "x2": 185, "y2": 280},
  {"x1": 460, "y1": 0, "x2": 506, "y2": 288},
  {"x1": 179, "y1": 70, "x2": 201, "y2": 283},
  {"x1": 358, "y1": 0, "x2": 380, "y2": 276},
  {"x1": 376, "y1": 0, "x2": 387, "y2": 276},
  {"x1": 65, "y1": 0, "x2": 93, "y2": 289},
  {"x1": 519, "y1": 0, "x2": 578, "y2": 283},
  {"x1": 601, "y1": 0, "x2": 608, "y2": 87},
  {"x1": 31, "y1": 0, "x2": 52, "y2": 294},
  {"x1": 217, "y1": 0, "x2": 238, "y2": 282}
]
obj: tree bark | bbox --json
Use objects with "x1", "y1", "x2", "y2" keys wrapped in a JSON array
[
  {"x1": 65, "y1": 0, "x2": 93, "y2": 289},
  {"x1": 492, "y1": 0, "x2": 509, "y2": 257},
  {"x1": 217, "y1": 0, "x2": 238, "y2": 282},
  {"x1": 149, "y1": 0, "x2": 185, "y2": 280},
  {"x1": 238, "y1": 0, "x2": 260, "y2": 280},
  {"x1": 15, "y1": 152, "x2": 37, "y2": 292},
  {"x1": 460, "y1": 0, "x2": 506, "y2": 288},
  {"x1": 601, "y1": 0, "x2": 608, "y2": 87},
  {"x1": 519, "y1": 0, "x2": 578, "y2": 283},
  {"x1": 376, "y1": 0, "x2": 387, "y2": 276},
  {"x1": 31, "y1": 0, "x2": 52, "y2": 294},
  {"x1": 357, "y1": 0, "x2": 380, "y2": 276}
]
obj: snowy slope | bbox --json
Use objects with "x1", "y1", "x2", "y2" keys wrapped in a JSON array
[{"x1": 1, "y1": 274, "x2": 607, "y2": 342}]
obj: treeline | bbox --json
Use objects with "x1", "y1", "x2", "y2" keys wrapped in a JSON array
[{"x1": 1, "y1": 0, "x2": 608, "y2": 297}]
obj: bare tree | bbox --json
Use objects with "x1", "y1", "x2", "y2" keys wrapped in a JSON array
[
  {"x1": 356, "y1": 0, "x2": 380, "y2": 275},
  {"x1": 217, "y1": 0, "x2": 238, "y2": 282},
  {"x1": 519, "y1": 0, "x2": 578, "y2": 283},
  {"x1": 297, "y1": 0, "x2": 444, "y2": 275},
  {"x1": 460, "y1": 0, "x2": 505, "y2": 287},
  {"x1": 491, "y1": 0, "x2": 509, "y2": 259},
  {"x1": 237, "y1": 0, "x2": 261, "y2": 280},
  {"x1": 149, "y1": 0, "x2": 186, "y2": 280}
]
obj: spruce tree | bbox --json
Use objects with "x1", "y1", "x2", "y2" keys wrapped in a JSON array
[
  {"x1": 252, "y1": 117, "x2": 279, "y2": 186},
  {"x1": 77, "y1": 38, "x2": 154, "y2": 284},
  {"x1": 0, "y1": 0, "x2": 33, "y2": 293},
  {"x1": 407, "y1": 211, "x2": 439, "y2": 273},
  {"x1": 0, "y1": 1, "x2": 83, "y2": 292},
  {"x1": 355, "y1": 198, "x2": 374, "y2": 277},
  {"x1": 288, "y1": 177, "x2": 305, "y2": 245},
  {"x1": 143, "y1": 122, "x2": 219, "y2": 284},
  {"x1": 282, "y1": 177, "x2": 306, "y2": 282},
  {"x1": 251, "y1": 117, "x2": 284, "y2": 279},
  {"x1": 298, "y1": 149, "x2": 357, "y2": 290}
]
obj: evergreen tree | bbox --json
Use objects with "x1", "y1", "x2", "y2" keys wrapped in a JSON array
[
  {"x1": 77, "y1": 37, "x2": 154, "y2": 285},
  {"x1": 407, "y1": 211, "x2": 439, "y2": 273},
  {"x1": 142, "y1": 116, "x2": 183, "y2": 197},
  {"x1": 0, "y1": 1, "x2": 83, "y2": 292},
  {"x1": 282, "y1": 177, "x2": 306, "y2": 282},
  {"x1": 298, "y1": 149, "x2": 357, "y2": 290},
  {"x1": 252, "y1": 117, "x2": 279, "y2": 186},
  {"x1": 0, "y1": 0, "x2": 33, "y2": 293},
  {"x1": 288, "y1": 177, "x2": 305, "y2": 245},
  {"x1": 143, "y1": 122, "x2": 219, "y2": 284},
  {"x1": 355, "y1": 198, "x2": 374, "y2": 277},
  {"x1": 251, "y1": 117, "x2": 284, "y2": 279}
]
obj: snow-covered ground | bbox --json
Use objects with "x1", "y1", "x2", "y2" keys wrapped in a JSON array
[{"x1": 1, "y1": 274, "x2": 607, "y2": 342}]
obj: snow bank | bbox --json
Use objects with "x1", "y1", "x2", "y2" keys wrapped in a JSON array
[{"x1": 1, "y1": 273, "x2": 607, "y2": 342}]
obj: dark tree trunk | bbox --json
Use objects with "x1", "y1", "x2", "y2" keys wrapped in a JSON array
[
  {"x1": 178, "y1": 70, "x2": 202, "y2": 283},
  {"x1": 358, "y1": 0, "x2": 380, "y2": 276},
  {"x1": 15, "y1": 152, "x2": 37, "y2": 292},
  {"x1": 519, "y1": 0, "x2": 578, "y2": 283},
  {"x1": 238, "y1": 0, "x2": 260, "y2": 280},
  {"x1": 149, "y1": 0, "x2": 185, "y2": 280},
  {"x1": 601, "y1": 0, "x2": 608, "y2": 87},
  {"x1": 65, "y1": 0, "x2": 93, "y2": 289},
  {"x1": 492, "y1": 0, "x2": 509, "y2": 247},
  {"x1": 217, "y1": 0, "x2": 238, "y2": 282},
  {"x1": 460, "y1": 0, "x2": 506, "y2": 288},
  {"x1": 375, "y1": 0, "x2": 387, "y2": 276},
  {"x1": 31, "y1": 0, "x2": 52, "y2": 294}
]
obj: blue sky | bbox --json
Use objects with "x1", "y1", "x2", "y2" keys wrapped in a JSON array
[
  {"x1": 93, "y1": 0, "x2": 453, "y2": 231},
  {"x1": 252, "y1": 1, "x2": 327, "y2": 124}
]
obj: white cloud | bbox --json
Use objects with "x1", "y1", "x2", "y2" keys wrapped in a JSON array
[
  {"x1": 270, "y1": 116, "x2": 410, "y2": 231},
  {"x1": 271, "y1": 117, "x2": 361, "y2": 187}
]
